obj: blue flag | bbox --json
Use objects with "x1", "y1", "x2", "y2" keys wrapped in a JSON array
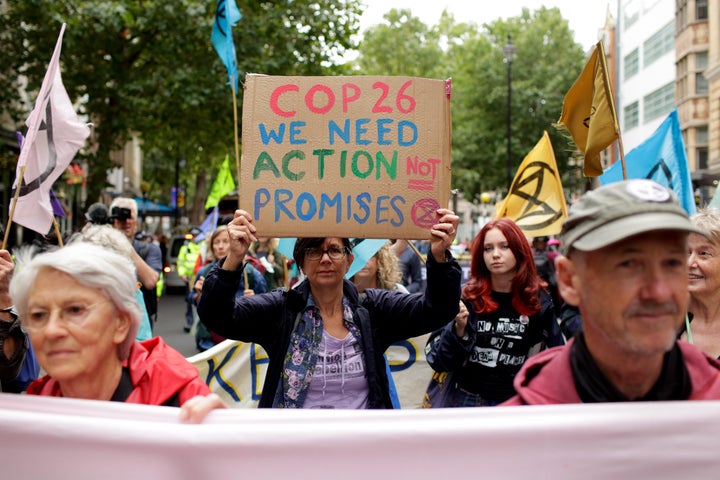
[
  {"x1": 599, "y1": 109, "x2": 696, "y2": 214},
  {"x1": 195, "y1": 206, "x2": 220, "y2": 242},
  {"x1": 211, "y1": 0, "x2": 241, "y2": 93}
]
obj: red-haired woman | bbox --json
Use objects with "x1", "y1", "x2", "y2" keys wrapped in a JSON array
[{"x1": 426, "y1": 218, "x2": 564, "y2": 407}]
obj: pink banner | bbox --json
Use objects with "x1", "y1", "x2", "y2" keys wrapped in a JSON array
[{"x1": 2, "y1": 393, "x2": 720, "y2": 478}]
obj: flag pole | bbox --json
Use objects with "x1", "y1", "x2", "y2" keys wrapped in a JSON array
[
  {"x1": 407, "y1": 239, "x2": 427, "y2": 266},
  {"x1": 52, "y1": 218, "x2": 64, "y2": 247},
  {"x1": 231, "y1": 74, "x2": 241, "y2": 210},
  {"x1": 598, "y1": 40, "x2": 627, "y2": 180},
  {"x1": 283, "y1": 257, "x2": 289, "y2": 289},
  {"x1": 1, "y1": 166, "x2": 25, "y2": 250},
  {"x1": 616, "y1": 134, "x2": 628, "y2": 180}
]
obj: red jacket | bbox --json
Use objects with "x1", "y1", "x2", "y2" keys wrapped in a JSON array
[
  {"x1": 27, "y1": 337, "x2": 210, "y2": 406},
  {"x1": 503, "y1": 338, "x2": 720, "y2": 405}
]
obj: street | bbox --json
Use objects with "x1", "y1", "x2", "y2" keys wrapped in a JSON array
[{"x1": 153, "y1": 290, "x2": 198, "y2": 358}]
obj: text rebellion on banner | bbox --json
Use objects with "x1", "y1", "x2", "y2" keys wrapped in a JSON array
[{"x1": 241, "y1": 75, "x2": 452, "y2": 239}]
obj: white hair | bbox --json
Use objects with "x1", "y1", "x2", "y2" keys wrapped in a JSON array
[
  {"x1": 10, "y1": 243, "x2": 140, "y2": 360},
  {"x1": 69, "y1": 224, "x2": 134, "y2": 258}
]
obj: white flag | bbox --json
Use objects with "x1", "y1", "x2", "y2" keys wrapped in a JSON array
[{"x1": 11, "y1": 23, "x2": 90, "y2": 235}]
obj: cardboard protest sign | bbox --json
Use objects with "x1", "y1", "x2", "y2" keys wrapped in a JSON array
[{"x1": 240, "y1": 75, "x2": 452, "y2": 239}]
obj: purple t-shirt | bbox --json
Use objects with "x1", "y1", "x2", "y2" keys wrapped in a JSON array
[{"x1": 303, "y1": 329, "x2": 369, "y2": 409}]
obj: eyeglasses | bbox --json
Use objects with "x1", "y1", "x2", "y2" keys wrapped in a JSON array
[
  {"x1": 23, "y1": 301, "x2": 110, "y2": 332},
  {"x1": 304, "y1": 246, "x2": 348, "y2": 261}
]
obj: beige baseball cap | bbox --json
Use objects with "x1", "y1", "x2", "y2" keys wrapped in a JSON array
[{"x1": 560, "y1": 179, "x2": 706, "y2": 254}]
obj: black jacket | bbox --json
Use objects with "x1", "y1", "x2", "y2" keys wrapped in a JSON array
[{"x1": 198, "y1": 251, "x2": 461, "y2": 408}]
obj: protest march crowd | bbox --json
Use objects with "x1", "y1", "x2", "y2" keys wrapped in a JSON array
[
  {"x1": 6, "y1": 12, "x2": 720, "y2": 477},
  {"x1": 6, "y1": 178, "x2": 720, "y2": 419}
]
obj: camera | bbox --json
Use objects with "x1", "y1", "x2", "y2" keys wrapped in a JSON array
[{"x1": 110, "y1": 206, "x2": 133, "y2": 222}]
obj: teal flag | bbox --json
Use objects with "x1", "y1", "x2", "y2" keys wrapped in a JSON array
[
  {"x1": 710, "y1": 188, "x2": 720, "y2": 208},
  {"x1": 211, "y1": 0, "x2": 241, "y2": 92},
  {"x1": 599, "y1": 109, "x2": 696, "y2": 215},
  {"x1": 205, "y1": 155, "x2": 236, "y2": 210}
]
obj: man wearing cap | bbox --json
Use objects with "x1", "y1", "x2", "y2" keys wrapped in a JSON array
[{"x1": 504, "y1": 179, "x2": 720, "y2": 405}]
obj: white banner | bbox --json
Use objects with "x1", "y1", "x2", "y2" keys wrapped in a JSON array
[
  {"x1": 187, "y1": 334, "x2": 432, "y2": 408},
  {"x1": 2, "y1": 393, "x2": 720, "y2": 479}
]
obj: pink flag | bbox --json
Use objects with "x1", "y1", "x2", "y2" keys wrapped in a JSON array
[{"x1": 10, "y1": 23, "x2": 90, "y2": 235}]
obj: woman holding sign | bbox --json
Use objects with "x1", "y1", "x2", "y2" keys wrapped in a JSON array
[{"x1": 198, "y1": 208, "x2": 461, "y2": 409}]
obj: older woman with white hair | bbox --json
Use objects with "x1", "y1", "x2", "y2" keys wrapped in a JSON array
[
  {"x1": 682, "y1": 207, "x2": 720, "y2": 358},
  {"x1": 9, "y1": 243, "x2": 224, "y2": 422}
]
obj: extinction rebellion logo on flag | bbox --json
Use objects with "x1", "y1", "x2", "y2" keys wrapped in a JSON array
[
  {"x1": 500, "y1": 161, "x2": 565, "y2": 231},
  {"x1": 13, "y1": 101, "x2": 58, "y2": 198},
  {"x1": 494, "y1": 131, "x2": 568, "y2": 237}
]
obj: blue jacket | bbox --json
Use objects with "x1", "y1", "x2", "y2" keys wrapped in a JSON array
[{"x1": 198, "y1": 252, "x2": 461, "y2": 408}]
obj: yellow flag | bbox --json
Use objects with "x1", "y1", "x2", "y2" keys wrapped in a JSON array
[
  {"x1": 556, "y1": 41, "x2": 619, "y2": 177},
  {"x1": 494, "y1": 131, "x2": 568, "y2": 236}
]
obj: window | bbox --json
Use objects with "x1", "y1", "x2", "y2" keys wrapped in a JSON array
[
  {"x1": 676, "y1": 0, "x2": 688, "y2": 31},
  {"x1": 624, "y1": 49, "x2": 640, "y2": 80},
  {"x1": 644, "y1": 82, "x2": 675, "y2": 122},
  {"x1": 691, "y1": 51, "x2": 709, "y2": 94},
  {"x1": 643, "y1": 21, "x2": 674, "y2": 67},
  {"x1": 696, "y1": 72, "x2": 708, "y2": 94},
  {"x1": 696, "y1": 0, "x2": 708, "y2": 20},
  {"x1": 697, "y1": 147, "x2": 708, "y2": 170},
  {"x1": 696, "y1": 51, "x2": 708, "y2": 69},
  {"x1": 624, "y1": 0, "x2": 640, "y2": 30},
  {"x1": 624, "y1": 101, "x2": 639, "y2": 129},
  {"x1": 677, "y1": 57, "x2": 688, "y2": 97},
  {"x1": 697, "y1": 126, "x2": 709, "y2": 144}
]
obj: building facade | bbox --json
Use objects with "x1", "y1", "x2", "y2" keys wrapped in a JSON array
[
  {"x1": 616, "y1": 0, "x2": 677, "y2": 153},
  {"x1": 613, "y1": 0, "x2": 719, "y2": 203}
]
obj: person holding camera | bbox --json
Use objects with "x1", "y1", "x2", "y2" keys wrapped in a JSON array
[{"x1": 109, "y1": 197, "x2": 163, "y2": 328}]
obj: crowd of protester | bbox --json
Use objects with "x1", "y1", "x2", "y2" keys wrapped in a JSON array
[{"x1": 4, "y1": 180, "x2": 720, "y2": 420}]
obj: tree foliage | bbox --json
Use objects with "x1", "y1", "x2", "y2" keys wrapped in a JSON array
[
  {"x1": 355, "y1": 8, "x2": 443, "y2": 77},
  {"x1": 0, "y1": 0, "x2": 363, "y2": 224},
  {"x1": 353, "y1": 6, "x2": 586, "y2": 203}
]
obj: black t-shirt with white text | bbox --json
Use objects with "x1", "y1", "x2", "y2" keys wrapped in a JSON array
[{"x1": 458, "y1": 291, "x2": 551, "y2": 402}]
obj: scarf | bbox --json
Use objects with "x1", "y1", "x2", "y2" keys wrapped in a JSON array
[
  {"x1": 570, "y1": 333, "x2": 691, "y2": 403},
  {"x1": 273, "y1": 296, "x2": 361, "y2": 408}
]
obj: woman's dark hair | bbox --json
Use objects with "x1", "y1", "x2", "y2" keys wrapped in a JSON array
[
  {"x1": 293, "y1": 237, "x2": 352, "y2": 270},
  {"x1": 462, "y1": 218, "x2": 542, "y2": 316}
]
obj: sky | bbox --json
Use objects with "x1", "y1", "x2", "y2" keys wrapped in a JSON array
[{"x1": 358, "y1": 0, "x2": 614, "y2": 51}]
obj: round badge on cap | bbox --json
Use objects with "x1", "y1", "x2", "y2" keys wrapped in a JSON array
[{"x1": 625, "y1": 179, "x2": 670, "y2": 202}]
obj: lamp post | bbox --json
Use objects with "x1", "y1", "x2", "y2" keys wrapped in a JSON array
[{"x1": 503, "y1": 35, "x2": 516, "y2": 191}]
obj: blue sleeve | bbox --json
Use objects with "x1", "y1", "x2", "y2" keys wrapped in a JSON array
[
  {"x1": 145, "y1": 243, "x2": 164, "y2": 272},
  {"x1": 134, "y1": 289, "x2": 153, "y2": 341},
  {"x1": 3, "y1": 342, "x2": 40, "y2": 393},
  {"x1": 539, "y1": 291, "x2": 565, "y2": 348},
  {"x1": 384, "y1": 354, "x2": 401, "y2": 409}
]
